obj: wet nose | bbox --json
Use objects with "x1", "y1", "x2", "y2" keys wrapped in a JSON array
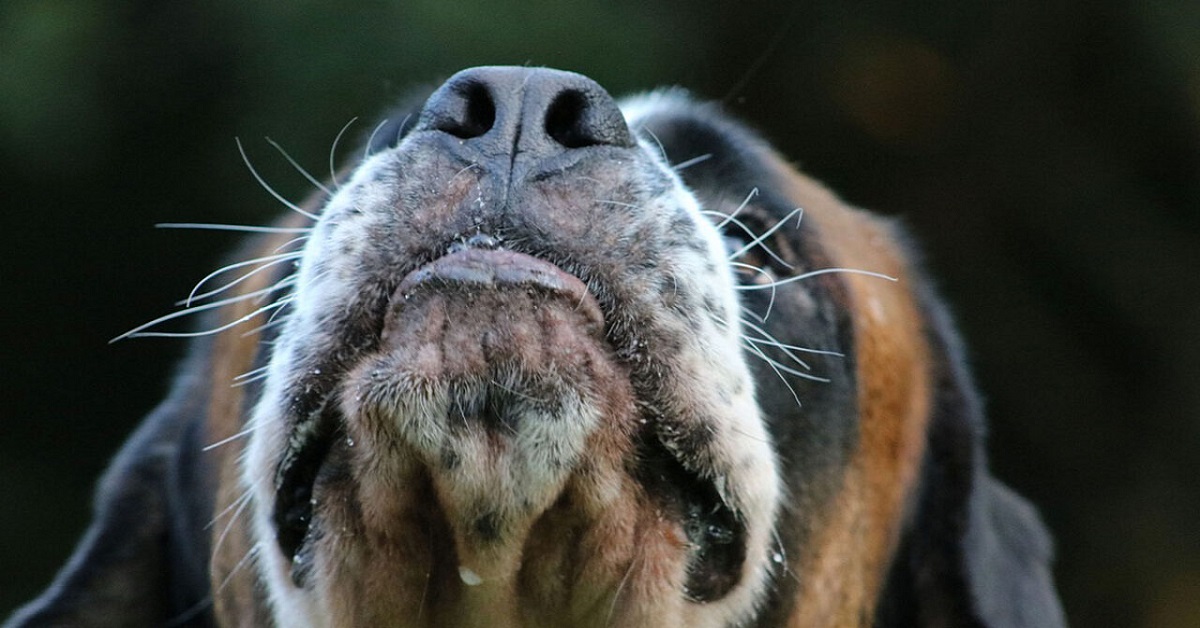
[{"x1": 416, "y1": 66, "x2": 634, "y2": 161}]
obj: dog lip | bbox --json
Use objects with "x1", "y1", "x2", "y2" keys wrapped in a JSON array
[
  {"x1": 394, "y1": 247, "x2": 603, "y2": 328},
  {"x1": 273, "y1": 247, "x2": 605, "y2": 573}
]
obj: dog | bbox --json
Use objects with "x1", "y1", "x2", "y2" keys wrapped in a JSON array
[{"x1": 7, "y1": 67, "x2": 1066, "y2": 627}]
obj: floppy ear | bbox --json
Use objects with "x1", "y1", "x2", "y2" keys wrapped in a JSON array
[
  {"x1": 5, "y1": 348, "x2": 216, "y2": 628},
  {"x1": 964, "y1": 475, "x2": 1067, "y2": 627},
  {"x1": 884, "y1": 278, "x2": 1068, "y2": 628}
]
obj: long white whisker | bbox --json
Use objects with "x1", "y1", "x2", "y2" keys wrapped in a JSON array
[
  {"x1": 238, "y1": 297, "x2": 296, "y2": 337},
  {"x1": 744, "y1": 342, "x2": 830, "y2": 383},
  {"x1": 363, "y1": 117, "x2": 391, "y2": 161},
  {"x1": 711, "y1": 211, "x2": 793, "y2": 272},
  {"x1": 236, "y1": 138, "x2": 318, "y2": 221},
  {"x1": 742, "y1": 328, "x2": 844, "y2": 360},
  {"x1": 269, "y1": 234, "x2": 310, "y2": 254},
  {"x1": 266, "y1": 137, "x2": 330, "y2": 195},
  {"x1": 329, "y1": 117, "x2": 359, "y2": 188},
  {"x1": 716, "y1": 187, "x2": 758, "y2": 229},
  {"x1": 213, "y1": 543, "x2": 261, "y2": 597},
  {"x1": 207, "y1": 487, "x2": 253, "y2": 532},
  {"x1": 744, "y1": 335, "x2": 811, "y2": 371},
  {"x1": 741, "y1": 341, "x2": 805, "y2": 406},
  {"x1": 737, "y1": 267, "x2": 898, "y2": 291},
  {"x1": 672, "y1": 153, "x2": 712, "y2": 171},
  {"x1": 740, "y1": 304, "x2": 769, "y2": 325},
  {"x1": 392, "y1": 113, "x2": 414, "y2": 146},
  {"x1": 203, "y1": 426, "x2": 257, "y2": 453},
  {"x1": 740, "y1": 317, "x2": 845, "y2": 358},
  {"x1": 729, "y1": 261, "x2": 777, "y2": 317},
  {"x1": 234, "y1": 364, "x2": 270, "y2": 382},
  {"x1": 156, "y1": 222, "x2": 312, "y2": 235},
  {"x1": 119, "y1": 296, "x2": 292, "y2": 341},
  {"x1": 184, "y1": 252, "x2": 301, "y2": 306},
  {"x1": 728, "y1": 206, "x2": 802, "y2": 269},
  {"x1": 640, "y1": 127, "x2": 668, "y2": 163},
  {"x1": 211, "y1": 492, "x2": 254, "y2": 564},
  {"x1": 113, "y1": 283, "x2": 289, "y2": 342}
]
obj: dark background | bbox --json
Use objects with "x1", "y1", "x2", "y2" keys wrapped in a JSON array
[{"x1": 3, "y1": 1, "x2": 1198, "y2": 625}]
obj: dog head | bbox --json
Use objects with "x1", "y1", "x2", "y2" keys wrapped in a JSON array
[{"x1": 8, "y1": 67, "x2": 1065, "y2": 628}]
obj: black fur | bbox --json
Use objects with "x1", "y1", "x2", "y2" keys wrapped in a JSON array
[{"x1": 6, "y1": 338, "x2": 218, "y2": 627}]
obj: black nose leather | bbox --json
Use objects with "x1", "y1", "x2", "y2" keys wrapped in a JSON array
[{"x1": 417, "y1": 66, "x2": 634, "y2": 162}]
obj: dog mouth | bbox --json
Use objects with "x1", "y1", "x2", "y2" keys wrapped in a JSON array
[{"x1": 270, "y1": 244, "x2": 748, "y2": 602}]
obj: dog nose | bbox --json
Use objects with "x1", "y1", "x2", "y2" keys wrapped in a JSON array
[{"x1": 417, "y1": 66, "x2": 634, "y2": 160}]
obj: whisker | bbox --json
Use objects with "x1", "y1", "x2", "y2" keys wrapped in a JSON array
[
  {"x1": 607, "y1": 543, "x2": 643, "y2": 626},
  {"x1": 729, "y1": 261, "x2": 777, "y2": 317},
  {"x1": 113, "y1": 283, "x2": 289, "y2": 342},
  {"x1": 183, "y1": 260, "x2": 297, "y2": 309},
  {"x1": 156, "y1": 222, "x2": 312, "y2": 235},
  {"x1": 769, "y1": 526, "x2": 791, "y2": 580},
  {"x1": 203, "y1": 426, "x2": 257, "y2": 453},
  {"x1": 640, "y1": 127, "x2": 668, "y2": 163},
  {"x1": 595, "y1": 199, "x2": 640, "y2": 209},
  {"x1": 211, "y1": 491, "x2": 254, "y2": 560},
  {"x1": 236, "y1": 138, "x2": 319, "y2": 221},
  {"x1": 743, "y1": 335, "x2": 810, "y2": 371},
  {"x1": 234, "y1": 364, "x2": 270, "y2": 382},
  {"x1": 269, "y1": 234, "x2": 310, "y2": 254},
  {"x1": 727, "y1": 206, "x2": 802, "y2": 270},
  {"x1": 417, "y1": 567, "x2": 432, "y2": 624},
  {"x1": 716, "y1": 187, "x2": 757, "y2": 229},
  {"x1": 120, "y1": 297, "x2": 292, "y2": 340},
  {"x1": 183, "y1": 252, "x2": 301, "y2": 306},
  {"x1": 266, "y1": 137, "x2": 330, "y2": 195},
  {"x1": 329, "y1": 117, "x2": 359, "y2": 188},
  {"x1": 163, "y1": 595, "x2": 214, "y2": 627},
  {"x1": 363, "y1": 116, "x2": 397, "y2": 161},
  {"x1": 741, "y1": 341, "x2": 805, "y2": 406},
  {"x1": 736, "y1": 267, "x2": 898, "y2": 291},
  {"x1": 232, "y1": 371, "x2": 271, "y2": 388},
  {"x1": 207, "y1": 487, "x2": 253, "y2": 531},
  {"x1": 449, "y1": 162, "x2": 480, "y2": 185},
  {"x1": 742, "y1": 331, "x2": 843, "y2": 362},
  {"x1": 744, "y1": 343, "x2": 830, "y2": 383},
  {"x1": 261, "y1": 296, "x2": 295, "y2": 325},
  {"x1": 740, "y1": 304, "x2": 769, "y2": 325},
  {"x1": 213, "y1": 543, "x2": 261, "y2": 597},
  {"x1": 705, "y1": 212, "x2": 757, "y2": 239},
  {"x1": 740, "y1": 317, "x2": 844, "y2": 358},
  {"x1": 672, "y1": 153, "x2": 712, "y2": 171},
  {"x1": 237, "y1": 297, "x2": 296, "y2": 338},
  {"x1": 712, "y1": 211, "x2": 793, "y2": 273},
  {"x1": 394, "y1": 113, "x2": 414, "y2": 145}
]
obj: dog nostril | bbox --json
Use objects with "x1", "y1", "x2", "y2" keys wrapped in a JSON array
[
  {"x1": 434, "y1": 80, "x2": 496, "y2": 140},
  {"x1": 544, "y1": 89, "x2": 630, "y2": 149},
  {"x1": 546, "y1": 90, "x2": 596, "y2": 148},
  {"x1": 419, "y1": 67, "x2": 634, "y2": 152}
]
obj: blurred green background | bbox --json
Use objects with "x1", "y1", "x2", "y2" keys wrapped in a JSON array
[{"x1": 3, "y1": 0, "x2": 1198, "y2": 625}]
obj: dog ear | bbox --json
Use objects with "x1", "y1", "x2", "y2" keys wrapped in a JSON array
[
  {"x1": 886, "y1": 278, "x2": 1068, "y2": 628},
  {"x1": 964, "y1": 475, "x2": 1067, "y2": 627},
  {"x1": 5, "y1": 354, "x2": 215, "y2": 628}
]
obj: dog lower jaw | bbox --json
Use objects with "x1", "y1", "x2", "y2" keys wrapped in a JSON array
[
  {"x1": 247, "y1": 385, "x2": 779, "y2": 626},
  {"x1": 242, "y1": 256, "x2": 780, "y2": 627}
]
